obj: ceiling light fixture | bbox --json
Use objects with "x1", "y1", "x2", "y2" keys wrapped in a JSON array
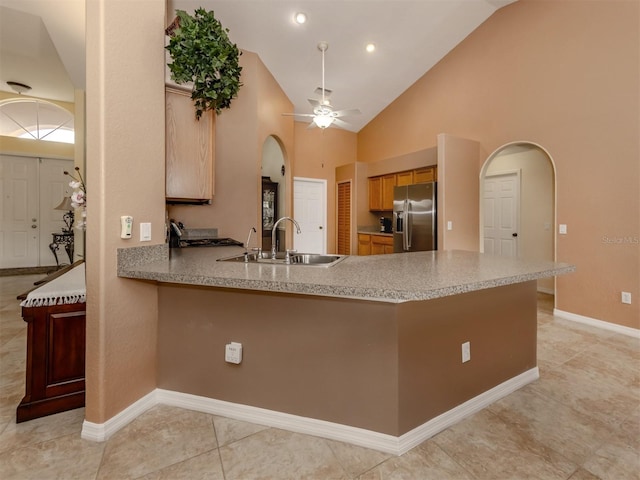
[
  {"x1": 366, "y1": 43, "x2": 376, "y2": 53},
  {"x1": 7, "y1": 81, "x2": 32, "y2": 95},
  {"x1": 294, "y1": 12, "x2": 307, "y2": 24}
]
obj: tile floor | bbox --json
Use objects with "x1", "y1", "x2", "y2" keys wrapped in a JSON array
[{"x1": 0, "y1": 274, "x2": 638, "y2": 479}]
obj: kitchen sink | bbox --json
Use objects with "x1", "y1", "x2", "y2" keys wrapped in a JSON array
[{"x1": 218, "y1": 252, "x2": 346, "y2": 267}]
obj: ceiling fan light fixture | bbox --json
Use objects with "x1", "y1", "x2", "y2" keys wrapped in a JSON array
[
  {"x1": 7, "y1": 81, "x2": 32, "y2": 94},
  {"x1": 365, "y1": 43, "x2": 376, "y2": 53},
  {"x1": 294, "y1": 12, "x2": 307, "y2": 24},
  {"x1": 313, "y1": 114, "x2": 333, "y2": 129}
]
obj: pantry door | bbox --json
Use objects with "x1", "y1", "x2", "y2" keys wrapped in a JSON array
[
  {"x1": 293, "y1": 177, "x2": 327, "y2": 254},
  {"x1": 0, "y1": 155, "x2": 39, "y2": 267},
  {"x1": 483, "y1": 171, "x2": 520, "y2": 257}
]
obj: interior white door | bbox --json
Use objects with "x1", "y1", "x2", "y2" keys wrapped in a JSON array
[
  {"x1": 0, "y1": 155, "x2": 39, "y2": 267},
  {"x1": 293, "y1": 177, "x2": 327, "y2": 254},
  {"x1": 39, "y1": 159, "x2": 74, "y2": 264},
  {"x1": 483, "y1": 172, "x2": 519, "y2": 256}
]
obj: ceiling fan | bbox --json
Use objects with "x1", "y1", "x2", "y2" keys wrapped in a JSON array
[{"x1": 283, "y1": 42, "x2": 360, "y2": 130}]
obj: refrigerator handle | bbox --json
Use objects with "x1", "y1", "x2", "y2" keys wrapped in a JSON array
[
  {"x1": 403, "y1": 199, "x2": 409, "y2": 251},
  {"x1": 406, "y1": 200, "x2": 412, "y2": 249}
]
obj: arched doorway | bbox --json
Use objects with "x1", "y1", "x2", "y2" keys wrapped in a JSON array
[
  {"x1": 480, "y1": 142, "x2": 556, "y2": 294},
  {"x1": 261, "y1": 135, "x2": 287, "y2": 252}
]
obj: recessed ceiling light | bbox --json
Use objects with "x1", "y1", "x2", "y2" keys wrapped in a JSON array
[
  {"x1": 294, "y1": 12, "x2": 307, "y2": 24},
  {"x1": 365, "y1": 43, "x2": 376, "y2": 53}
]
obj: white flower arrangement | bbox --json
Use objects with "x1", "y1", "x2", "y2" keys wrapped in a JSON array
[{"x1": 64, "y1": 167, "x2": 87, "y2": 230}]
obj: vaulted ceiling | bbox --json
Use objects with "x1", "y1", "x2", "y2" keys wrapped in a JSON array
[{"x1": 0, "y1": 0, "x2": 516, "y2": 132}]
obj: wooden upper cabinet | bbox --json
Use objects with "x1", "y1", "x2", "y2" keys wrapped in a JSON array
[
  {"x1": 368, "y1": 177, "x2": 383, "y2": 211},
  {"x1": 414, "y1": 166, "x2": 437, "y2": 183},
  {"x1": 396, "y1": 170, "x2": 413, "y2": 186},
  {"x1": 165, "y1": 87, "x2": 215, "y2": 202},
  {"x1": 381, "y1": 174, "x2": 396, "y2": 211}
]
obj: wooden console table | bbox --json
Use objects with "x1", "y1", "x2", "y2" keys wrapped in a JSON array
[{"x1": 16, "y1": 262, "x2": 86, "y2": 422}]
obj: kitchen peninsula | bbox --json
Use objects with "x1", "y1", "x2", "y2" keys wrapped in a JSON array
[{"x1": 118, "y1": 246, "x2": 574, "y2": 454}]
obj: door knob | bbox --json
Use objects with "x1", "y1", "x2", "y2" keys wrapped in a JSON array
[
  {"x1": 319, "y1": 226, "x2": 323, "y2": 230},
  {"x1": 31, "y1": 224, "x2": 37, "y2": 229},
  {"x1": 512, "y1": 233, "x2": 518, "y2": 237}
]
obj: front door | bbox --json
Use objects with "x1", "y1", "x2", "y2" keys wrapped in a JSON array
[
  {"x1": 0, "y1": 155, "x2": 39, "y2": 267},
  {"x1": 293, "y1": 177, "x2": 327, "y2": 254},
  {"x1": 0, "y1": 155, "x2": 73, "y2": 268},
  {"x1": 483, "y1": 171, "x2": 519, "y2": 256}
]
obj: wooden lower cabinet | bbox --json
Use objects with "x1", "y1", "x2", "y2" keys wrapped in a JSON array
[
  {"x1": 17, "y1": 303, "x2": 86, "y2": 422},
  {"x1": 358, "y1": 234, "x2": 393, "y2": 256},
  {"x1": 371, "y1": 234, "x2": 394, "y2": 255},
  {"x1": 358, "y1": 234, "x2": 371, "y2": 256}
]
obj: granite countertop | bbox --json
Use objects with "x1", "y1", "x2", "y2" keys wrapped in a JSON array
[{"x1": 117, "y1": 245, "x2": 575, "y2": 304}]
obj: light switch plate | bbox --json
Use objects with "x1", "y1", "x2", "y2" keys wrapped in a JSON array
[
  {"x1": 140, "y1": 222, "x2": 151, "y2": 241},
  {"x1": 559, "y1": 224, "x2": 567, "y2": 235}
]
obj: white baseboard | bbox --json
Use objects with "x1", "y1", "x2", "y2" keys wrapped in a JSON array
[
  {"x1": 554, "y1": 309, "x2": 640, "y2": 339},
  {"x1": 81, "y1": 390, "x2": 157, "y2": 442},
  {"x1": 81, "y1": 368, "x2": 538, "y2": 455}
]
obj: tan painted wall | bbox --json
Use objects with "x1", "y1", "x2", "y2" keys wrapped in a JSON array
[
  {"x1": 168, "y1": 51, "x2": 295, "y2": 246},
  {"x1": 84, "y1": 0, "x2": 165, "y2": 422},
  {"x1": 293, "y1": 123, "x2": 357, "y2": 253},
  {"x1": 357, "y1": 0, "x2": 639, "y2": 329},
  {"x1": 157, "y1": 281, "x2": 537, "y2": 436}
]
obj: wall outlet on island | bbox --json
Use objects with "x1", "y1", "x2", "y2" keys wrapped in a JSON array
[
  {"x1": 621, "y1": 292, "x2": 632, "y2": 304},
  {"x1": 461, "y1": 341, "x2": 471, "y2": 363},
  {"x1": 225, "y1": 342, "x2": 243, "y2": 364}
]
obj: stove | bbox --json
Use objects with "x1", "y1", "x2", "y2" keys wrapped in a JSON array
[{"x1": 178, "y1": 237, "x2": 243, "y2": 248}]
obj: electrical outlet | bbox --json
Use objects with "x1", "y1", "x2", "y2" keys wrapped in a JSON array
[
  {"x1": 447, "y1": 221, "x2": 453, "y2": 231},
  {"x1": 462, "y1": 341, "x2": 471, "y2": 363},
  {"x1": 225, "y1": 342, "x2": 243, "y2": 364},
  {"x1": 558, "y1": 224, "x2": 567, "y2": 235},
  {"x1": 621, "y1": 292, "x2": 632, "y2": 304}
]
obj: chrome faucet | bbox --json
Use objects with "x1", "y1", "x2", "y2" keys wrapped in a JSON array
[
  {"x1": 271, "y1": 217, "x2": 301, "y2": 259},
  {"x1": 245, "y1": 227, "x2": 257, "y2": 254}
]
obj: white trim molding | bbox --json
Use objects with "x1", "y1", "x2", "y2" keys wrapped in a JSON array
[
  {"x1": 80, "y1": 368, "x2": 538, "y2": 455},
  {"x1": 81, "y1": 390, "x2": 157, "y2": 442},
  {"x1": 554, "y1": 309, "x2": 640, "y2": 339}
]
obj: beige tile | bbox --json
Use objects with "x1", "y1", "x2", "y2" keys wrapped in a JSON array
[
  {"x1": 567, "y1": 468, "x2": 603, "y2": 480},
  {"x1": 432, "y1": 409, "x2": 578, "y2": 479},
  {"x1": 582, "y1": 438, "x2": 640, "y2": 480},
  {"x1": 325, "y1": 438, "x2": 392, "y2": 478},
  {"x1": 96, "y1": 405, "x2": 218, "y2": 479},
  {"x1": 536, "y1": 319, "x2": 605, "y2": 368},
  {"x1": 0, "y1": 432, "x2": 104, "y2": 480},
  {"x1": 138, "y1": 449, "x2": 225, "y2": 480},
  {"x1": 0, "y1": 407, "x2": 85, "y2": 455},
  {"x1": 212, "y1": 414, "x2": 268, "y2": 447},
  {"x1": 219, "y1": 428, "x2": 349, "y2": 480},
  {"x1": 358, "y1": 441, "x2": 474, "y2": 480},
  {"x1": 488, "y1": 385, "x2": 617, "y2": 465}
]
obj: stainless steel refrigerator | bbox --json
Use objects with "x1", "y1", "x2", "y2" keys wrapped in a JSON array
[{"x1": 393, "y1": 182, "x2": 437, "y2": 252}]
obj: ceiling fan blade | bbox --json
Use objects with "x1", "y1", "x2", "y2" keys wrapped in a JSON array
[
  {"x1": 307, "y1": 98, "x2": 321, "y2": 108},
  {"x1": 306, "y1": 121, "x2": 317, "y2": 130},
  {"x1": 282, "y1": 113, "x2": 315, "y2": 118},
  {"x1": 331, "y1": 118, "x2": 352, "y2": 129},
  {"x1": 332, "y1": 108, "x2": 361, "y2": 117}
]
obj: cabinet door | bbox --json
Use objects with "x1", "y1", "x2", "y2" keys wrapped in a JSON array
[
  {"x1": 382, "y1": 175, "x2": 396, "y2": 211},
  {"x1": 371, "y1": 234, "x2": 393, "y2": 255},
  {"x1": 165, "y1": 87, "x2": 214, "y2": 201},
  {"x1": 396, "y1": 171, "x2": 413, "y2": 186},
  {"x1": 358, "y1": 234, "x2": 371, "y2": 256},
  {"x1": 414, "y1": 167, "x2": 436, "y2": 183},
  {"x1": 368, "y1": 177, "x2": 382, "y2": 211}
]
